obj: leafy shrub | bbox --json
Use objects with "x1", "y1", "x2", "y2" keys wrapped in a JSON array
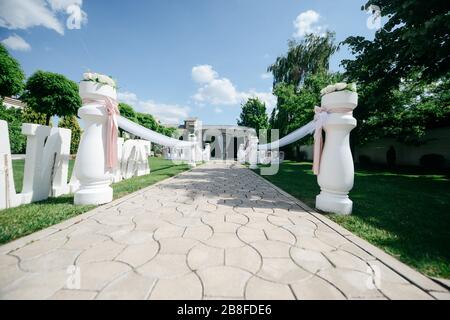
[
  {"x1": 0, "y1": 103, "x2": 26, "y2": 154},
  {"x1": 359, "y1": 155, "x2": 372, "y2": 165},
  {"x1": 420, "y1": 154, "x2": 446, "y2": 169}
]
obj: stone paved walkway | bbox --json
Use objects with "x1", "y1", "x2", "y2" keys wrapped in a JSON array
[{"x1": 0, "y1": 162, "x2": 448, "y2": 300}]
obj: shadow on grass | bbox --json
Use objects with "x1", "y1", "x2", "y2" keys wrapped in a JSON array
[{"x1": 256, "y1": 161, "x2": 450, "y2": 278}]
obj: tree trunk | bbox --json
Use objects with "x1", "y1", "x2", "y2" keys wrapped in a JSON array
[{"x1": 46, "y1": 114, "x2": 51, "y2": 126}]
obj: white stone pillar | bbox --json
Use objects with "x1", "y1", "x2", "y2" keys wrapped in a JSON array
[
  {"x1": 237, "y1": 144, "x2": 245, "y2": 164},
  {"x1": 188, "y1": 134, "x2": 196, "y2": 167},
  {"x1": 204, "y1": 143, "x2": 211, "y2": 162},
  {"x1": 249, "y1": 136, "x2": 259, "y2": 169},
  {"x1": 316, "y1": 91, "x2": 358, "y2": 215},
  {"x1": 74, "y1": 81, "x2": 116, "y2": 205}
]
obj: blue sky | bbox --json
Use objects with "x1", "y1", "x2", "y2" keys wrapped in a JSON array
[{"x1": 0, "y1": 0, "x2": 377, "y2": 125}]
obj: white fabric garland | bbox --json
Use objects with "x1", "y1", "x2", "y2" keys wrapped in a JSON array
[{"x1": 117, "y1": 115, "x2": 195, "y2": 148}]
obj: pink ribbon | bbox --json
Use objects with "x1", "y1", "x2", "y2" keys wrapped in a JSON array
[{"x1": 82, "y1": 97, "x2": 120, "y2": 170}]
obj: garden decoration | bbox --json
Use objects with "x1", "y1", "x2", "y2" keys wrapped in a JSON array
[{"x1": 254, "y1": 82, "x2": 358, "y2": 214}]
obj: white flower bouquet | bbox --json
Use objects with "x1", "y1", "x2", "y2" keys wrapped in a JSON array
[
  {"x1": 320, "y1": 82, "x2": 357, "y2": 96},
  {"x1": 82, "y1": 72, "x2": 117, "y2": 89}
]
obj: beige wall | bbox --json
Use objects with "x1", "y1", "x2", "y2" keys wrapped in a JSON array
[
  {"x1": 355, "y1": 127, "x2": 450, "y2": 167},
  {"x1": 296, "y1": 127, "x2": 450, "y2": 167}
]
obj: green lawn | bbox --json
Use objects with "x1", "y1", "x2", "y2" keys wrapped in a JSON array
[
  {"x1": 253, "y1": 161, "x2": 450, "y2": 279},
  {"x1": 0, "y1": 157, "x2": 190, "y2": 245}
]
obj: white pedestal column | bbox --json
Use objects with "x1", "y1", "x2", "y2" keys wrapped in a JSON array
[
  {"x1": 188, "y1": 134, "x2": 196, "y2": 168},
  {"x1": 74, "y1": 104, "x2": 113, "y2": 205},
  {"x1": 316, "y1": 91, "x2": 358, "y2": 215},
  {"x1": 204, "y1": 143, "x2": 211, "y2": 162},
  {"x1": 249, "y1": 136, "x2": 258, "y2": 169}
]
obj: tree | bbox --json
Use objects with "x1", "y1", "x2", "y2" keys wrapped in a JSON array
[
  {"x1": 268, "y1": 32, "x2": 338, "y2": 88},
  {"x1": 22, "y1": 71, "x2": 81, "y2": 125},
  {"x1": 343, "y1": 0, "x2": 450, "y2": 90},
  {"x1": 342, "y1": 1, "x2": 450, "y2": 144},
  {"x1": 119, "y1": 103, "x2": 137, "y2": 122},
  {"x1": 0, "y1": 104, "x2": 26, "y2": 153},
  {"x1": 59, "y1": 115, "x2": 82, "y2": 154},
  {"x1": 237, "y1": 98, "x2": 269, "y2": 136},
  {"x1": 0, "y1": 44, "x2": 25, "y2": 98},
  {"x1": 271, "y1": 72, "x2": 342, "y2": 137},
  {"x1": 22, "y1": 107, "x2": 47, "y2": 126}
]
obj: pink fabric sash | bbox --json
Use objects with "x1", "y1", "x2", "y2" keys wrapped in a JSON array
[
  {"x1": 313, "y1": 106, "x2": 353, "y2": 175},
  {"x1": 82, "y1": 97, "x2": 120, "y2": 170}
]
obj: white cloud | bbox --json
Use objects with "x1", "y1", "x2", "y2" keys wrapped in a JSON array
[
  {"x1": 214, "y1": 107, "x2": 223, "y2": 114},
  {"x1": 293, "y1": 10, "x2": 325, "y2": 38},
  {"x1": 118, "y1": 91, "x2": 190, "y2": 125},
  {"x1": 1, "y1": 34, "x2": 31, "y2": 51},
  {"x1": 191, "y1": 65, "x2": 277, "y2": 111},
  {"x1": 0, "y1": 0, "x2": 87, "y2": 35},
  {"x1": 261, "y1": 72, "x2": 272, "y2": 80},
  {"x1": 191, "y1": 65, "x2": 218, "y2": 84}
]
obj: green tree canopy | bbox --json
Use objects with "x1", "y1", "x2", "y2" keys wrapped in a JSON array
[
  {"x1": 343, "y1": 0, "x2": 450, "y2": 144},
  {"x1": 268, "y1": 32, "x2": 338, "y2": 88},
  {"x1": 270, "y1": 72, "x2": 343, "y2": 137},
  {"x1": 0, "y1": 104, "x2": 26, "y2": 153},
  {"x1": 0, "y1": 44, "x2": 25, "y2": 98},
  {"x1": 119, "y1": 103, "x2": 137, "y2": 121},
  {"x1": 343, "y1": 0, "x2": 450, "y2": 90},
  {"x1": 22, "y1": 71, "x2": 81, "y2": 125},
  {"x1": 59, "y1": 115, "x2": 82, "y2": 154},
  {"x1": 237, "y1": 98, "x2": 269, "y2": 136}
]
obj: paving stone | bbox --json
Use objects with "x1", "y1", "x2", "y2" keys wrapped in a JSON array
[
  {"x1": 198, "y1": 266, "x2": 252, "y2": 298},
  {"x1": 153, "y1": 224, "x2": 185, "y2": 240},
  {"x1": 291, "y1": 276, "x2": 346, "y2": 300},
  {"x1": 317, "y1": 268, "x2": 384, "y2": 299},
  {"x1": 202, "y1": 233, "x2": 246, "y2": 249},
  {"x1": 0, "y1": 270, "x2": 67, "y2": 299},
  {"x1": 77, "y1": 240, "x2": 126, "y2": 265},
  {"x1": 49, "y1": 289, "x2": 98, "y2": 300},
  {"x1": 12, "y1": 237, "x2": 67, "y2": 260},
  {"x1": 236, "y1": 226, "x2": 267, "y2": 243},
  {"x1": 115, "y1": 241, "x2": 159, "y2": 268},
  {"x1": 295, "y1": 235, "x2": 336, "y2": 252},
  {"x1": 267, "y1": 215, "x2": 293, "y2": 227},
  {"x1": 210, "y1": 222, "x2": 241, "y2": 233},
  {"x1": 149, "y1": 272, "x2": 203, "y2": 300},
  {"x1": 225, "y1": 246, "x2": 261, "y2": 273},
  {"x1": 187, "y1": 243, "x2": 224, "y2": 270},
  {"x1": 379, "y1": 283, "x2": 433, "y2": 300},
  {"x1": 20, "y1": 248, "x2": 81, "y2": 273},
  {"x1": 258, "y1": 258, "x2": 312, "y2": 284},
  {"x1": 265, "y1": 227, "x2": 296, "y2": 245},
  {"x1": 137, "y1": 254, "x2": 190, "y2": 279},
  {"x1": 159, "y1": 238, "x2": 198, "y2": 255},
  {"x1": 323, "y1": 250, "x2": 369, "y2": 273},
  {"x1": 97, "y1": 271, "x2": 156, "y2": 300},
  {"x1": 0, "y1": 263, "x2": 27, "y2": 288},
  {"x1": 63, "y1": 233, "x2": 109, "y2": 250},
  {"x1": 225, "y1": 213, "x2": 249, "y2": 225},
  {"x1": 290, "y1": 247, "x2": 332, "y2": 273},
  {"x1": 183, "y1": 224, "x2": 213, "y2": 241},
  {"x1": 429, "y1": 291, "x2": 450, "y2": 300},
  {"x1": 245, "y1": 276, "x2": 295, "y2": 300},
  {"x1": 251, "y1": 240, "x2": 291, "y2": 258},
  {"x1": 0, "y1": 162, "x2": 447, "y2": 300},
  {"x1": 78, "y1": 261, "x2": 131, "y2": 291}
]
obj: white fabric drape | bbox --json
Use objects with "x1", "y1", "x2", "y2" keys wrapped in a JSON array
[
  {"x1": 117, "y1": 115, "x2": 194, "y2": 148},
  {"x1": 258, "y1": 120, "x2": 317, "y2": 151}
]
